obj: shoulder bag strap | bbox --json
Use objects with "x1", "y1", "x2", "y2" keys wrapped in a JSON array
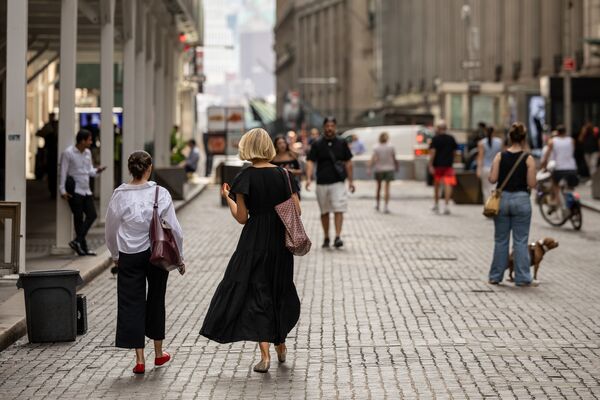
[
  {"x1": 325, "y1": 142, "x2": 338, "y2": 164},
  {"x1": 279, "y1": 167, "x2": 293, "y2": 197},
  {"x1": 498, "y1": 152, "x2": 528, "y2": 192},
  {"x1": 153, "y1": 185, "x2": 160, "y2": 209}
]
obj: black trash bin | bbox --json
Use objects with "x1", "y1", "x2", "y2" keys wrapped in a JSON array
[
  {"x1": 17, "y1": 270, "x2": 83, "y2": 343},
  {"x1": 220, "y1": 160, "x2": 247, "y2": 206}
]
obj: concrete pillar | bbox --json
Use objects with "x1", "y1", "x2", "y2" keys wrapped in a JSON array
[
  {"x1": 121, "y1": 0, "x2": 136, "y2": 182},
  {"x1": 154, "y1": 27, "x2": 167, "y2": 167},
  {"x1": 164, "y1": 38, "x2": 178, "y2": 159},
  {"x1": 99, "y1": 0, "x2": 115, "y2": 221},
  {"x1": 145, "y1": 14, "x2": 155, "y2": 154},
  {"x1": 135, "y1": 0, "x2": 147, "y2": 151},
  {"x1": 55, "y1": 0, "x2": 78, "y2": 253},
  {"x1": 169, "y1": 43, "x2": 180, "y2": 143},
  {"x1": 5, "y1": 0, "x2": 28, "y2": 271}
]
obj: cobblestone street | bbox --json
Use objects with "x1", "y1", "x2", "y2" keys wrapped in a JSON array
[{"x1": 1, "y1": 181, "x2": 599, "y2": 399}]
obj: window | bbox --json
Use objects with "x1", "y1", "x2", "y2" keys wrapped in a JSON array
[
  {"x1": 471, "y1": 95, "x2": 496, "y2": 129},
  {"x1": 450, "y1": 94, "x2": 463, "y2": 130}
]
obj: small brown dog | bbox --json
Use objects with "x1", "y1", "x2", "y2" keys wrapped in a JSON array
[{"x1": 508, "y1": 237, "x2": 559, "y2": 281}]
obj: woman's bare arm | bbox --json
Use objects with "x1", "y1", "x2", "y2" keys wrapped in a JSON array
[
  {"x1": 221, "y1": 184, "x2": 248, "y2": 224},
  {"x1": 526, "y1": 155, "x2": 537, "y2": 189},
  {"x1": 488, "y1": 152, "x2": 501, "y2": 184}
]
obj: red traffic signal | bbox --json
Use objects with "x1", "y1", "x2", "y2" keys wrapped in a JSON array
[{"x1": 563, "y1": 57, "x2": 575, "y2": 71}]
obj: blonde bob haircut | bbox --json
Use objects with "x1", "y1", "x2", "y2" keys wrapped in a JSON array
[{"x1": 238, "y1": 128, "x2": 276, "y2": 161}]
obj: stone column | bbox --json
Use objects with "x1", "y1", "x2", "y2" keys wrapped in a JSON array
[
  {"x1": 145, "y1": 14, "x2": 155, "y2": 155},
  {"x1": 135, "y1": 0, "x2": 147, "y2": 151},
  {"x1": 4, "y1": 0, "x2": 28, "y2": 270},
  {"x1": 55, "y1": 0, "x2": 78, "y2": 253},
  {"x1": 121, "y1": 0, "x2": 136, "y2": 181},
  {"x1": 99, "y1": 0, "x2": 115, "y2": 220},
  {"x1": 154, "y1": 26, "x2": 167, "y2": 168}
]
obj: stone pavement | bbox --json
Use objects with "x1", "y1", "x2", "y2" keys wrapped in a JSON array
[{"x1": 0, "y1": 180, "x2": 599, "y2": 399}]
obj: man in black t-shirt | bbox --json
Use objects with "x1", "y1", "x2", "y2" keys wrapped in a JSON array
[
  {"x1": 428, "y1": 121, "x2": 458, "y2": 214},
  {"x1": 306, "y1": 116, "x2": 354, "y2": 248}
]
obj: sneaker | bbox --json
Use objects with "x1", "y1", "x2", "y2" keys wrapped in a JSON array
[
  {"x1": 69, "y1": 240, "x2": 85, "y2": 256},
  {"x1": 375, "y1": 204, "x2": 380, "y2": 211},
  {"x1": 322, "y1": 238, "x2": 330, "y2": 248},
  {"x1": 443, "y1": 207, "x2": 451, "y2": 215},
  {"x1": 383, "y1": 206, "x2": 390, "y2": 214},
  {"x1": 516, "y1": 281, "x2": 539, "y2": 287},
  {"x1": 333, "y1": 237, "x2": 344, "y2": 248},
  {"x1": 431, "y1": 204, "x2": 439, "y2": 213}
]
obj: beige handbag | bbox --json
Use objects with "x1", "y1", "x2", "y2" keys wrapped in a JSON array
[{"x1": 483, "y1": 152, "x2": 527, "y2": 218}]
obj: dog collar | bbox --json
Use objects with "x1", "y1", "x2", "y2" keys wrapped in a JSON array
[{"x1": 537, "y1": 240, "x2": 550, "y2": 253}]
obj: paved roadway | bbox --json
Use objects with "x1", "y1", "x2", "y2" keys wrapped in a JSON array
[{"x1": 1, "y1": 181, "x2": 599, "y2": 399}]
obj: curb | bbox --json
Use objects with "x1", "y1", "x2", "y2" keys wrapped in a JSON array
[
  {"x1": 581, "y1": 201, "x2": 600, "y2": 213},
  {"x1": 0, "y1": 250, "x2": 113, "y2": 352},
  {"x1": 0, "y1": 182, "x2": 208, "y2": 352}
]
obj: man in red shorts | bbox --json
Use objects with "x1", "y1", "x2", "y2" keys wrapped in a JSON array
[{"x1": 428, "y1": 121, "x2": 458, "y2": 214}]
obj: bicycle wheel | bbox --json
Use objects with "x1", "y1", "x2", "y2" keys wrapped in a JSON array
[
  {"x1": 570, "y1": 205, "x2": 583, "y2": 230},
  {"x1": 538, "y1": 195, "x2": 567, "y2": 227}
]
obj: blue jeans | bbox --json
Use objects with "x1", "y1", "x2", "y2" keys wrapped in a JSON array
[{"x1": 488, "y1": 191, "x2": 532, "y2": 284}]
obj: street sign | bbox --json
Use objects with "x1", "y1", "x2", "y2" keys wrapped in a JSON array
[
  {"x1": 563, "y1": 57, "x2": 575, "y2": 71},
  {"x1": 461, "y1": 60, "x2": 481, "y2": 69}
]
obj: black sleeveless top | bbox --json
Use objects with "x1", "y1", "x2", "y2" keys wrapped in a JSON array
[{"x1": 497, "y1": 151, "x2": 528, "y2": 192}]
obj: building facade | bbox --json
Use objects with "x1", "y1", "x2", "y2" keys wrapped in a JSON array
[
  {"x1": 275, "y1": 0, "x2": 376, "y2": 128},
  {"x1": 375, "y1": 0, "x2": 600, "y2": 142}
]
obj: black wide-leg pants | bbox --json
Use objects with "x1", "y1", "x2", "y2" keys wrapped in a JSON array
[{"x1": 116, "y1": 249, "x2": 169, "y2": 349}]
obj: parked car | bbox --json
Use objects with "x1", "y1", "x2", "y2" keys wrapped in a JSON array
[{"x1": 340, "y1": 125, "x2": 434, "y2": 180}]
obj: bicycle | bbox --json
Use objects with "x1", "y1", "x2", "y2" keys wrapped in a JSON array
[{"x1": 536, "y1": 169, "x2": 583, "y2": 230}]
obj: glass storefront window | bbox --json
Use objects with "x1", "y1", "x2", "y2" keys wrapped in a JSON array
[
  {"x1": 471, "y1": 95, "x2": 496, "y2": 129},
  {"x1": 450, "y1": 94, "x2": 463, "y2": 130}
]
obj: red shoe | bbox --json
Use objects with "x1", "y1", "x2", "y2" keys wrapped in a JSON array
[
  {"x1": 132, "y1": 363, "x2": 145, "y2": 374},
  {"x1": 155, "y1": 351, "x2": 171, "y2": 366}
]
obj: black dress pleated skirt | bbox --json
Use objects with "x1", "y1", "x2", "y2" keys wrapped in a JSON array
[{"x1": 200, "y1": 167, "x2": 301, "y2": 344}]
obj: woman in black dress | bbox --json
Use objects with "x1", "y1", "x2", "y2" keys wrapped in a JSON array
[{"x1": 200, "y1": 128, "x2": 301, "y2": 373}]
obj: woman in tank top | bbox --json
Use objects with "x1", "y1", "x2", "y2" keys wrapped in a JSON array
[
  {"x1": 487, "y1": 123, "x2": 537, "y2": 286},
  {"x1": 541, "y1": 125, "x2": 578, "y2": 204},
  {"x1": 476, "y1": 126, "x2": 503, "y2": 198}
]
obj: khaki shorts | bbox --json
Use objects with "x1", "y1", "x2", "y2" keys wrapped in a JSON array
[{"x1": 316, "y1": 182, "x2": 348, "y2": 214}]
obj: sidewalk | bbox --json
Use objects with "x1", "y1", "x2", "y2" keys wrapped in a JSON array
[
  {"x1": 0, "y1": 178, "x2": 209, "y2": 351},
  {"x1": 579, "y1": 182, "x2": 600, "y2": 213}
]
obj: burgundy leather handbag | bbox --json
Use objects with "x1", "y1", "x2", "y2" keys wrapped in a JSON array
[
  {"x1": 275, "y1": 168, "x2": 312, "y2": 256},
  {"x1": 149, "y1": 186, "x2": 182, "y2": 271}
]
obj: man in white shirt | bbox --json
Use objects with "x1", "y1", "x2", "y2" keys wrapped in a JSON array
[{"x1": 59, "y1": 130, "x2": 106, "y2": 256}]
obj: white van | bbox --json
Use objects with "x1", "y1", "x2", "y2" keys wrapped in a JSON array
[{"x1": 340, "y1": 125, "x2": 433, "y2": 180}]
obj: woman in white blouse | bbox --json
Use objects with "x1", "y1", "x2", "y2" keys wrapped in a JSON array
[{"x1": 105, "y1": 151, "x2": 184, "y2": 374}]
